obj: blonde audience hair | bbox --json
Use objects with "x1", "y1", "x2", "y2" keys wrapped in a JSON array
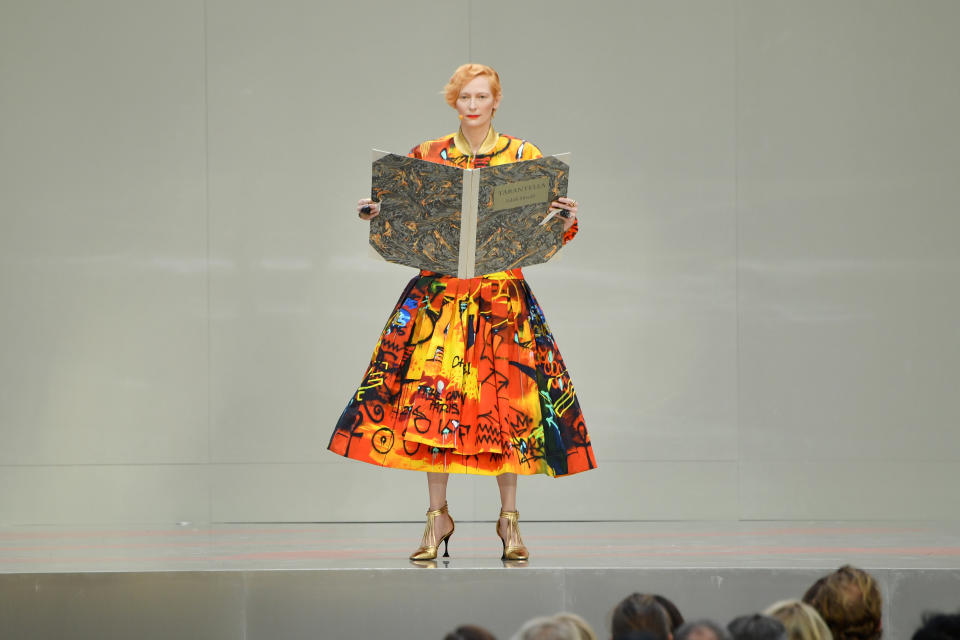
[
  {"x1": 554, "y1": 612, "x2": 598, "y2": 640},
  {"x1": 512, "y1": 612, "x2": 598, "y2": 640},
  {"x1": 763, "y1": 599, "x2": 833, "y2": 640},
  {"x1": 511, "y1": 615, "x2": 577, "y2": 640}
]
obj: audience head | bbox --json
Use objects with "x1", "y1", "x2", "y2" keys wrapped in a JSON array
[
  {"x1": 728, "y1": 614, "x2": 788, "y2": 640},
  {"x1": 676, "y1": 619, "x2": 731, "y2": 640},
  {"x1": 511, "y1": 614, "x2": 582, "y2": 640},
  {"x1": 763, "y1": 600, "x2": 833, "y2": 640},
  {"x1": 655, "y1": 595, "x2": 686, "y2": 632},
  {"x1": 611, "y1": 593, "x2": 679, "y2": 640},
  {"x1": 554, "y1": 612, "x2": 598, "y2": 640},
  {"x1": 912, "y1": 612, "x2": 960, "y2": 640},
  {"x1": 803, "y1": 565, "x2": 882, "y2": 640},
  {"x1": 615, "y1": 633, "x2": 664, "y2": 640},
  {"x1": 446, "y1": 625, "x2": 498, "y2": 640}
]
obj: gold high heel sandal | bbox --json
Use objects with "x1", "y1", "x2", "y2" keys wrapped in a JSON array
[
  {"x1": 496, "y1": 509, "x2": 529, "y2": 561},
  {"x1": 409, "y1": 503, "x2": 455, "y2": 561}
]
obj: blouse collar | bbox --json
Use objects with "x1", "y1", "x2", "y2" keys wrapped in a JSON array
[{"x1": 453, "y1": 126, "x2": 499, "y2": 157}]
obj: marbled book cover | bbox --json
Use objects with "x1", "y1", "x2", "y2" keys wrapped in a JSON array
[{"x1": 369, "y1": 152, "x2": 569, "y2": 278}]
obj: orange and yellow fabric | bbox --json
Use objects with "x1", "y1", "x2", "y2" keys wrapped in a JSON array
[{"x1": 327, "y1": 129, "x2": 595, "y2": 477}]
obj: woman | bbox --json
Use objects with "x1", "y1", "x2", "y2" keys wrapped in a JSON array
[{"x1": 328, "y1": 63, "x2": 597, "y2": 561}]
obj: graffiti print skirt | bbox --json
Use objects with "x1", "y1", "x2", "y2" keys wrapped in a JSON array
[{"x1": 327, "y1": 268, "x2": 597, "y2": 477}]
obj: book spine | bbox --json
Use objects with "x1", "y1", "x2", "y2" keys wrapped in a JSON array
[{"x1": 458, "y1": 169, "x2": 479, "y2": 278}]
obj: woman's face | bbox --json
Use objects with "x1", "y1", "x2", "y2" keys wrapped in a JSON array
[{"x1": 455, "y1": 75, "x2": 500, "y2": 132}]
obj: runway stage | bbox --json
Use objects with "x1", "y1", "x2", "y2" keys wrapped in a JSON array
[{"x1": 2, "y1": 520, "x2": 959, "y2": 639}]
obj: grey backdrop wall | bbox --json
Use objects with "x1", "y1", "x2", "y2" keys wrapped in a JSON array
[{"x1": 1, "y1": 0, "x2": 958, "y2": 525}]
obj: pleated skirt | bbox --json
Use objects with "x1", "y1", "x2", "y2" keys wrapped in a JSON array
[{"x1": 327, "y1": 268, "x2": 597, "y2": 477}]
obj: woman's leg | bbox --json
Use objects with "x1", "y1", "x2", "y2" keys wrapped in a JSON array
[
  {"x1": 496, "y1": 472, "x2": 517, "y2": 511},
  {"x1": 424, "y1": 471, "x2": 453, "y2": 541},
  {"x1": 496, "y1": 472, "x2": 519, "y2": 545},
  {"x1": 427, "y1": 471, "x2": 450, "y2": 509}
]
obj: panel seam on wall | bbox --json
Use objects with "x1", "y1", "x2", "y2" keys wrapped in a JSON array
[
  {"x1": 203, "y1": 0, "x2": 213, "y2": 526},
  {"x1": 734, "y1": 0, "x2": 743, "y2": 521}
]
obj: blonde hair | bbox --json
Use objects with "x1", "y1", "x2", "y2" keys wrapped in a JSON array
[
  {"x1": 510, "y1": 615, "x2": 579, "y2": 640},
  {"x1": 444, "y1": 63, "x2": 502, "y2": 108},
  {"x1": 554, "y1": 612, "x2": 597, "y2": 640},
  {"x1": 764, "y1": 599, "x2": 833, "y2": 640}
]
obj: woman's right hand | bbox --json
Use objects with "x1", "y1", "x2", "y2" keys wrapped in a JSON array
[{"x1": 357, "y1": 198, "x2": 380, "y2": 220}]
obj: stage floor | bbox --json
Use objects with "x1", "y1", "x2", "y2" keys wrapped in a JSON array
[
  {"x1": 2, "y1": 519, "x2": 959, "y2": 572},
  {"x1": 2, "y1": 520, "x2": 959, "y2": 640}
]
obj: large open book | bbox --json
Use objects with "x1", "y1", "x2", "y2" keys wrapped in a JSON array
[{"x1": 368, "y1": 150, "x2": 571, "y2": 278}]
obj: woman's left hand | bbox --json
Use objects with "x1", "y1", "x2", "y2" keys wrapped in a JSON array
[{"x1": 549, "y1": 196, "x2": 579, "y2": 231}]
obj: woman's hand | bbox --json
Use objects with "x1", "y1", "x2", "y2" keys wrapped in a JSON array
[
  {"x1": 357, "y1": 198, "x2": 380, "y2": 220},
  {"x1": 549, "y1": 196, "x2": 578, "y2": 231}
]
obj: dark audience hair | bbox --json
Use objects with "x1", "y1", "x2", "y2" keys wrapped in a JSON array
[
  {"x1": 728, "y1": 614, "x2": 788, "y2": 640},
  {"x1": 611, "y1": 593, "x2": 676, "y2": 640},
  {"x1": 676, "y1": 619, "x2": 732, "y2": 640},
  {"x1": 446, "y1": 624, "x2": 498, "y2": 640},
  {"x1": 912, "y1": 612, "x2": 960, "y2": 640},
  {"x1": 614, "y1": 632, "x2": 663, "y2": 640},
  {"x1": 803, "y1": 565, "x2": 882, "y2": 640},
  {"x1": 655, "y1": 595, "x2": 686, "y2": 632}
]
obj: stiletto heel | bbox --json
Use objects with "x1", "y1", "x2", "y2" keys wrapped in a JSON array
[
  {"x1": 496, "y1": 509, "x2": 529, "y2": 561},
  {"x1": 410, "y1": 503, "x2": 455, "y2": 561}
]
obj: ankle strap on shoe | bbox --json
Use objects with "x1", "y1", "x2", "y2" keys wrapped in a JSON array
[{"x1": 427, "y1": 503, "x2": 449, "y2": 517}]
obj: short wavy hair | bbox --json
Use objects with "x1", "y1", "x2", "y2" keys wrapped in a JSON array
[
  {"x1": 444, "y1": 63, "x2": 502, "y2": 109},
  {"x1": 803, "y1": 565, "x2": 882, "y2": 640}
]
